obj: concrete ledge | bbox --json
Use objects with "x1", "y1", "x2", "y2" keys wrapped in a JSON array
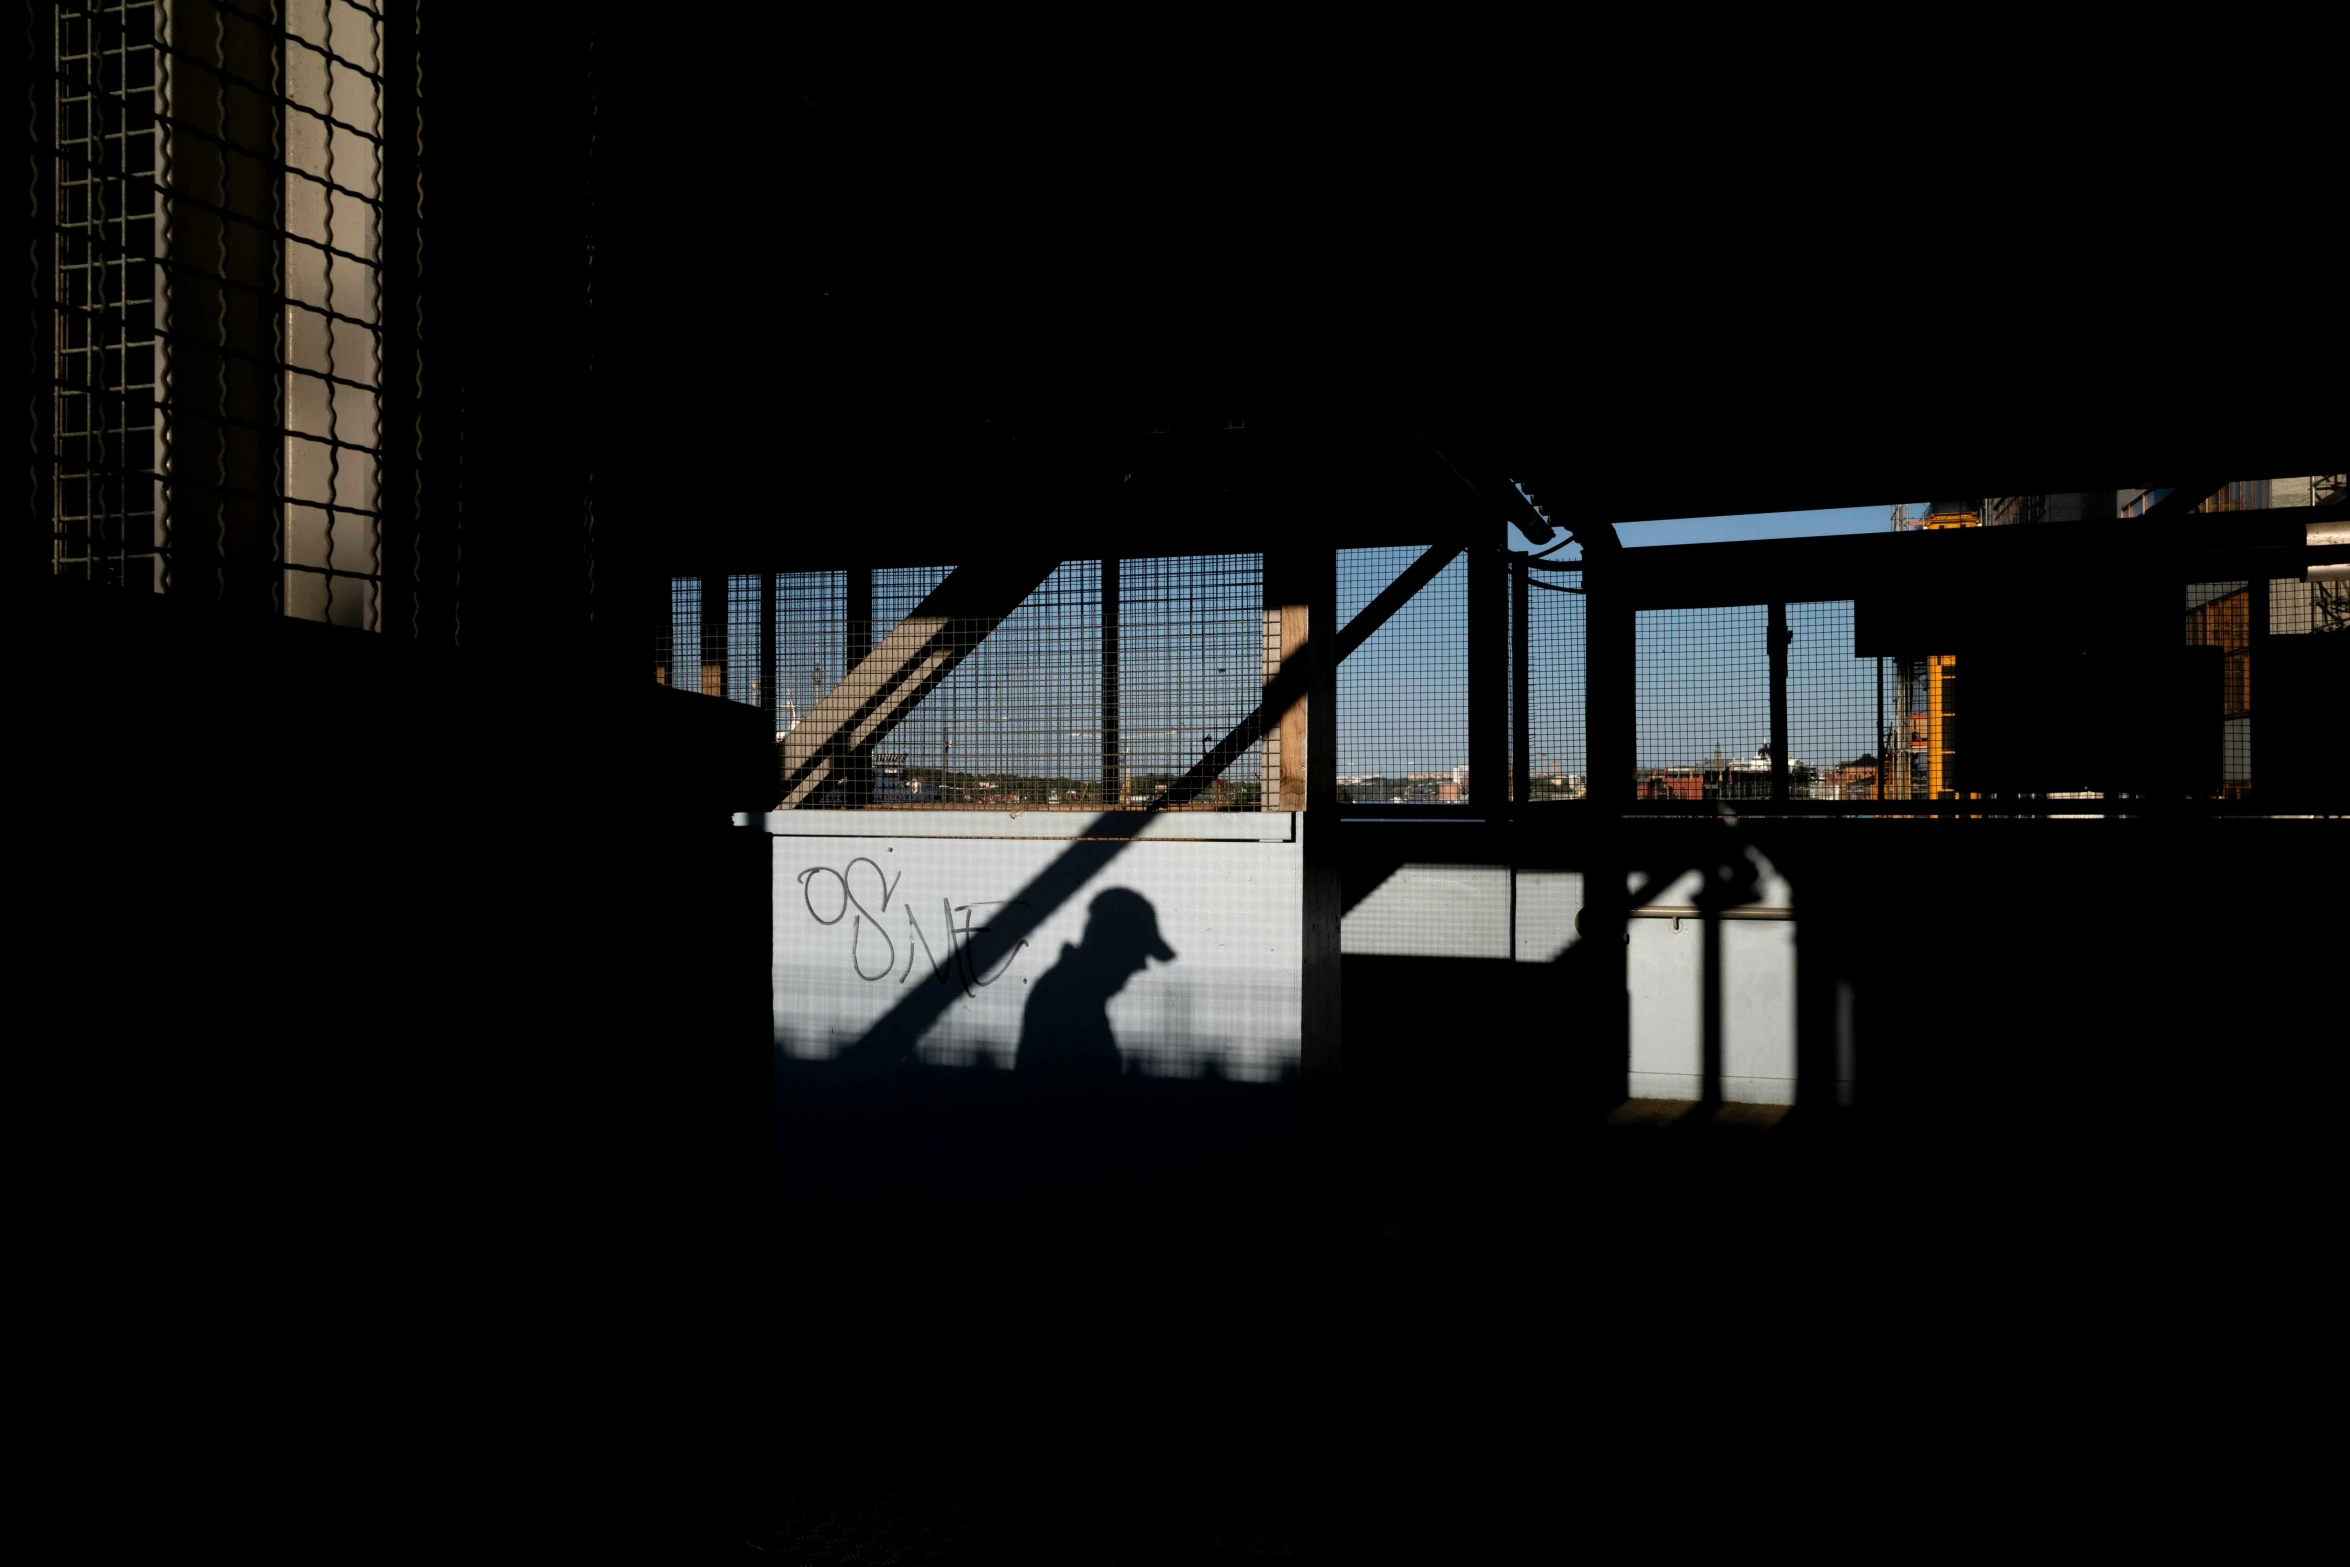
[{"x1": 739, "y1": 809, "x2": 1297, "y2": 843}]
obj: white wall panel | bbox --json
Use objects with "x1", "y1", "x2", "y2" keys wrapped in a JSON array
[
  {"x1": 1625, "y1": 861, "x2": 1810, "y2": 1105},
  {"x1": 1514, "y1": 871, "x2": 1583, "y2": 963},
  {"x1": 761, "y1": 813, "x2": 1302, "y2": 1081}
]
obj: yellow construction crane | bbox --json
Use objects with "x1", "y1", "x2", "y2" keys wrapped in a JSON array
[{"x1": 1908, "y1": 503, "x2": 1979, "y2": 799}]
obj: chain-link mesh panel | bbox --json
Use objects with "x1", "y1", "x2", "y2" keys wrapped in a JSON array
[
  {"x1": 665, "y1": 559, "x2": 1272, "y2": 810},
  {"x1": 886, "y1": 560, "x2": 1102, "y2": 807},
  {"x1": 2186, "y1": 581, "x2": 2253, "y2": 796},
  {"x1": 663, "y1": 576, "x2": 702, "y2": 692},
  {"x1": 874, "y1": 565, "x2": 954, "y2": 644},
  {"x1": 42, "y1": 1, "x2": 407, "y2": 625},
  {"x1": 1635, "y1": 604, "x2": 1769, "y2": 801},
  {"x1": 1525, "y1": 563, "x2": 1584, "y2": 800},
  {"x1": 1338, "y1": 547, "x2": 1469, "y2": 804},
  {"x1": 278, "y1": 0, "x2": 385, "y2": 626},
  {"x1": 773, "y1": 570, "x2": 847, "y2": 735},
  {"x1": 1787, "y1": 601, "x2": 1881, "y2": 801},
  {"x1": 48, "y1": 2, "x2": 163, "y2": 590},
  {"x1": 724, "y1": 572, "x2": 762, "y2": 707},
  {"x1": 1118, "y1": 555, "x2": 1267, "y2": 810},
  {"x1": 653, "y1": 533, "x2": 2340, "y2": 818}
]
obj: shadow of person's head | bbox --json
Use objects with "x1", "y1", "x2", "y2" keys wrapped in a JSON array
[
  {"x1": 1070, "y1": 886, "x2": 1176, "y2": 994},
  {"x1": 1017, "y1": 888, "x2": 1176, "y2": 1088}
]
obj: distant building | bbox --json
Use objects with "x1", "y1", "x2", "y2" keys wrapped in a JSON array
[
  {"x1": 1813, "y1": 761, "x2": 1880, "y2": 802},
  {"x1": 1987, "y1": 492, "x2": 2114, "y2": 525},
  {"x1": 1988, "y1": 477, "x2": 2340, "y2": 526},
  {"x1": 1636, "y1": 748, "x2": 1842, "y2": 803},
  {"x1": 1988, "y1": 478, "x2": 2347, "y2": 799},
  {"x1": 1639, "y1": 769, "x2": 1704, "y2": 801}
]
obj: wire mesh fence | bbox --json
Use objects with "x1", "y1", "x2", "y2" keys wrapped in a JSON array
[
  {"x1": 652, "y1": 544, "x2": 2342, "y2": 817},
  {"x1": 655, "y1": 500, "x2": 2342, "y2": 818},
  {"x1": 1524, "y1": 562, "x2": 1585, "y2": 800},
  {"x1": 772, "y1": 570, "x2": 848, "y2": 732},
  {"x1": 2264, "y1": 576, "x2": 2345, "y2": 638},
  {"x1": 1787, "y1": 601, "x2": 1883, "y2": 802},
  {"x1": 1634, "y1": 604, "x2": 1770, "y2": 801},
  {"x1": 658, "y1": 576, "x2": 698, "y2": 692},
  {"x1": 1117, "y1": 555, "x2": 1268, "y2": 811},
  {"x1": 677, "y1": 557, "x2": 1273, "y2": 810},
  {"x1": 40, "y1": 0, "x2": 412, "y2": 624},
  {"x1": 882, "y1": 559, "x2": 1103, "y2": 808},
  {"x1": 48, "y1": 1, "x2": 164, "y2": 590},
  {"x1": 2185, "y1": 580, "x2": 2254, "y2": 796},
  {"x1": 1337, "y1": 546, "x2": 1468, "y2": 805},
  {"x1": 874, "y1": 564, "x2": 954, "y2": 646}
]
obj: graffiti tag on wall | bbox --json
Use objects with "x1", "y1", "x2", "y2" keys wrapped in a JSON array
[{"x1": 796, "y1": 856, "x2": 1032, "y2": 996}]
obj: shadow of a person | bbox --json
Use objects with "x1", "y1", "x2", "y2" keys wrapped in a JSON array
[{"x1": 1015, "y1": 887, "x2": 1176, "y2": 1089}]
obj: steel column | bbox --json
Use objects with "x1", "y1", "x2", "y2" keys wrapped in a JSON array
[
  {"x1": 1469, "y1": 531, "x2": 1507, "y2": 810},
  {"x1": 1101, "y1": 557, "x2": 1121, "y2": 806},
  {"x1": 1770, "y1": 601, "x2": 1789, "y2": 800},
  {"x1": 1513, "y1": 552, "x2": 1531, "y2": 807}
]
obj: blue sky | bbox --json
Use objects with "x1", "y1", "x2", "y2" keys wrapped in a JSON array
[
  {"x1": 1611, "y1": 505, "x2": 1923, "y2": 773},
  {"x1": 1512, "y1": 503, "x2": 1928, "y2": 553},
  {"x1": 1343, "y1": 505, "x2": 1926, "y2": 777}
]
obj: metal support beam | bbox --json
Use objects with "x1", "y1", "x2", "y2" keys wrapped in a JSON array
[
  {"x1": 1769, "y1": 601, "x2": 1789, "y2": 801},
  {"x1": 2138, "y1": 482, "x2": 2229, "y2": 520},
  {"x1": 1469, "y1": 533, "x2": 1507, "y2": 811},
  {"x1": 841, "y1": 567, "x2": 874, "y2": 806},
  {"x1": 376, "y1": 0, "x2": 422, "y2": 639},
  {"x1": 758, "y1": 571, "x2": 778, "y2": 721},
  {"x1": 698, "y1": 574, "x2": 727, "y2": 697},
  {"x1": 1301, "y1": 548, "x2": 1341, "y2": 1113},
  {"x1": 1584, "y1": 549, "x2": 1633, "y2": 1105},
  {"x1": 1876, "y1": 654, "x2": 1887, "y2": 803},
  {"x1": 2247, "y1": 572, "x2": 2268, "y2": 798},
  {"x1": 1337, "y1": 542, "x2": 1460, "y2": 664},
  {"x1": 1700, "y1": 901, "x2": 1724, "y2": 1106},
  {"x1": 1184, "y1": 541, "x2": 1493, "y2": 813},
  {"x1": 1101, "y1": 557, "x2": 1122, "y2": 807},
  {"x1": 1513, "y1": 553, "x2": 1531, "y2": 807}
]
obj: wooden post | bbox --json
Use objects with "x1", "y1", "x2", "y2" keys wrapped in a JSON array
[{"x1": 1266, "y1": 556, "x2": 1310, "y2": 810}]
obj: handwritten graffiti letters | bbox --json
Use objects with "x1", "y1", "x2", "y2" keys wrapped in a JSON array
[{"x1": 796, "y1": 856, "x2": 1031, "y2": 995}]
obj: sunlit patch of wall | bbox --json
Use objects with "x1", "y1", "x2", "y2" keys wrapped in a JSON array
[{"x1": 761, "y1": 814, "x2": 1303, "y2": 1082}]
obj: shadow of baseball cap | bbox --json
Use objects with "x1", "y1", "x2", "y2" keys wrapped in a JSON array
[{"x1": 1086, "y1": 887, "x2": 1176, "y2": 961}]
